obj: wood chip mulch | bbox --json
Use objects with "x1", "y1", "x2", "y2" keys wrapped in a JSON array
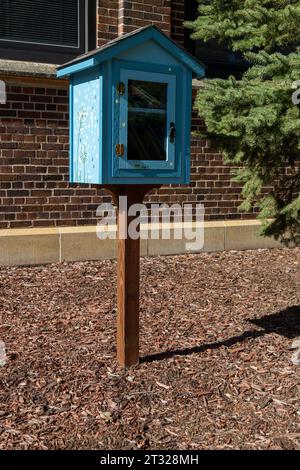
[{"x1": 0, "y1": 248, "x2": 300, "y2": 450}]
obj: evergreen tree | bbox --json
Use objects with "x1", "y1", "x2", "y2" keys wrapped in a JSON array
[{"x1": 186, "y1": 0, "x2": 300, "y2": 243}]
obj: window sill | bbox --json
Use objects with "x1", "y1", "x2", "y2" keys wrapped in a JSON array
[
  {"x1": 0, "y1": 59, "x2": 59, "y2": 79},
  {"x1": 192, "y1": 78, "x2": 205, "y2": 89}
]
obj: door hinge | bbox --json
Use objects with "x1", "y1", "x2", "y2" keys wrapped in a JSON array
[
  {"x1": 117, "y1": 82, "x2": 125, "y2": 95},
  {"x1": 115, "y1": 143, "x2": 125, "y2": 156}
]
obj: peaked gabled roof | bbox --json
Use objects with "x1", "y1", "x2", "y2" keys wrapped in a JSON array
[{"x1": 57, "y1": 25, "x2": 206, "y2": 78}]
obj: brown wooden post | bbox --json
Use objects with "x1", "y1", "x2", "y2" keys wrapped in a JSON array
[{"x1": 104, "y1": 185, "x2": 161, "y2": 368}]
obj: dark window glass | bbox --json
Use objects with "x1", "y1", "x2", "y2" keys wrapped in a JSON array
[
  {"x1": 0, "y1": 0, "x2": 96, "y2": 64},
  {"x1": 0, "y1": 0, "x2": 78, "y2": 47},
  {"x1": 127, "y1": 80, "x2": 167, "y2": 161}
]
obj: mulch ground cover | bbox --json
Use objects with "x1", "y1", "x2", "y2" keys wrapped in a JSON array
[{"x1": 0, "y1": 247, "x2": 300, "y2": 450}]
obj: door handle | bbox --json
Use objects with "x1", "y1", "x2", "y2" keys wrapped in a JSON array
[{"x1": 169, "y1": 122, "x2": 176, "y2": 143}]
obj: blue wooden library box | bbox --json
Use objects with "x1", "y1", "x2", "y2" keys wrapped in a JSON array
[{"x1": 57, "y1": 25, "x2": 205, "y2": 185}]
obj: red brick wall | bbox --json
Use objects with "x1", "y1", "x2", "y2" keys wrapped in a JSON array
[
  {"x1": 97, "y1": 1, "x2": 119, "y2": 46},
  {"x1": 0, "y1": 0, "x2": 255, "y2": 230},
  {"x1": 171, "y1": 0, "x2": 185, "y2": 46},
  {"x1": 118, "y1": 1, "x2": 171, "y2": 36}
]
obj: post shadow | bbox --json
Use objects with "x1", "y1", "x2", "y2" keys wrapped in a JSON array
[{"x1": 141, "y1": 305, "x2": 300, "y2": 364}]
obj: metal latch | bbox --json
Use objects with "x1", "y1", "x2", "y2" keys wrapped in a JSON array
[
  {"x1": 115, "y1": 143, "x2": 125, "y2": 156},
  {"x1": 169, "y1": 122, "x2": 176, "y2": 143}
]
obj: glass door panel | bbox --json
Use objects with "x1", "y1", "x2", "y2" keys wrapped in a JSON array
[
  {"x1": 118, "y1": 69, "x2": 176, "y2": 171},
  {"x1": 128, "y1": 80, "x2": 167, "y2": 161},
  {"x1": 128, "y1": 80, "x2": 167, "y2": 109}
]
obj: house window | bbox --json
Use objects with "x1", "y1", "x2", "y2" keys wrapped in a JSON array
[
  {"x1": 185, "y1": 1, "x2": 247, "y2": 78},
  {"x1": 0, "y1": 0, "x2": 96, "y2": 64}
]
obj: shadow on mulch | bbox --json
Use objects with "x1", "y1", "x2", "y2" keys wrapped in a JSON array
[{"x1": 141, "y1": 305, "x2": 300, "y2": 363}]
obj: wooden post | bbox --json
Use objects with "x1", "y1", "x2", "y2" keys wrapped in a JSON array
[
  {"x1": 117, "y1": 186, "x2": 140, "y2": 367},
  {"x1": 104, "y1": 185, "x2": 161, "y2": 368}
]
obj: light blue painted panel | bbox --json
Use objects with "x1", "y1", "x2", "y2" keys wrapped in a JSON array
[
  {"x1": 57, "y1": 57, "x2": 97, "y2": 78},
  {"x1": 118, "y1": 39, "x2": 181, "y2": 67},
  {"x1": 72, "y1": 69, "x2": 101, "y2": 184}
]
